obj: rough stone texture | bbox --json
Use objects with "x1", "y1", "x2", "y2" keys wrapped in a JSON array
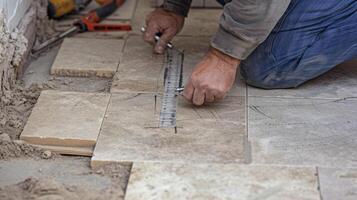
[
  {"x1": 111, "y1": 36, "x2": 165, "y2": 93},
  {"x1": 91, "y1": 93, "x2": 246, "y2": 168},
  {"x1": 319, "y1": 167, "x2": 357, "y2": 200},
  {"x1": 249, "y1": 97, "x2": 357, "y2": 167},
  {"x1": 20, "y1": 90, "x2": 110, "y2": 156},
  {"x1": 125, "y1": 162, "x2": 320, "y2": 200},
  {"x1": 51, "y1": 37, "x2": 124, "y2": 78},
  {"x1": 111, "y1": 36, "x2": 246, "y2": 95},
  {"x1": 248, "y1": 60, "x2": 357, "y2": 99}
]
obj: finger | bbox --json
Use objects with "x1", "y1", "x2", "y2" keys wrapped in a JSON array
[
  {"x1": 144, "y1": 22, "x2": 160, "y2": 44},
  {"x1": 192, "y1": 88, "x2": 205, "y2": 106},
  {"x1": 154, "y1": 29, "x2": 175, "y2": 54},
  {"x1": 205, "y1": 92, "x2": 215, "y2": 103},
  {"x1": 183, "y1": 80, "x2": 194, "y2": 102}
]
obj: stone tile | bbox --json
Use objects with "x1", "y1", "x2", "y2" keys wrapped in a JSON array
[
  {"x1": 172, "y1": 36, "x2": 246, "y2": 96},
  {"x1": 20, "y1": 90, "x2": 110, "y2": 156},
  {"x1": 111, "y1": 36, "x2": 246, "y2": 95},
  {"x1": 133, "y1": 0, "x2": 221, "y2": 36},
  {"x1": 125, "y1": 162, "x2": 320, "y2": 200},
  {"x1": 91, "y1": 93, "x2": 246, "y2": 168},
  {"x1": 248, "y1": 97, "x2": 357, "y2": 167},
  {"x1": 180, "y1": 9, "x2": 221, "y2": 36},
  {"x1": 319, "y1": 168, "x2": 357, "y2": 200},
  {"x1": 248, "y1": 60, "x2": 357, "y2": 99},
  {"x1": 110, "y1": 35, "x2": 165, "y2": 93},
  {"x1": 79, "y1": 0, "x2": 138, "y2": 21},
  {"x1": 51, "y1": 37, "x2": 124, "y2": 78}
]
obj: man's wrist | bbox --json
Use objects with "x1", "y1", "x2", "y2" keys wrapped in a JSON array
[{"x1": 210, "y1": 47, "x2": 240, "y2": 67}]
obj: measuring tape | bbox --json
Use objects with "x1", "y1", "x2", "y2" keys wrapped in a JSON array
[{"x1": 159, "y1": 48, "x2": 184, "y2": 128}]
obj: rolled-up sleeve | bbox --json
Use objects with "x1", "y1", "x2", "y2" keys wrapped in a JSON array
[
  {"x1": 162, "y1": 0, "x2": 192, "y2": 17},
  {"x1": 211, "y1": 0, "x2": 291, "y2": 60}
]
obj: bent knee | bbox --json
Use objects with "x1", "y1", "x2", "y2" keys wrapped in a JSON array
[{"x1": 241, "y1": 68, "x2": 305, "y2": 89}]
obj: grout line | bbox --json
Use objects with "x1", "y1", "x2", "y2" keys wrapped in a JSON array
[
  {"x1": 248, "y1": 95, "x2": 357, "y2": 101},
  {"x1": 123, "y1": 162, "x2": 134, "y2": 198},
  {"x1": 93, "y1": 93, "x2": 112, "y2": 151},
  {"x1": 316, "y1": 167, "x2": 324, "y2": 200},
  {"x1": 244, "y1": 80, "x2": 253, "y2": 164}
]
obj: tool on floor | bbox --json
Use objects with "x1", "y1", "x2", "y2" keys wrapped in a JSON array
[
  {"x1": 159, "y1": 48, "x2": 184, "y2": 129},
  {"x1": 140, "y1": 27, "x2": 173, "y2": 49},
  {"x1": 33, "y1": 0, "x2": 131, "y2": 54},
  {"x1": 48, "y1": 0, "x2": 92, "y2": 18}
]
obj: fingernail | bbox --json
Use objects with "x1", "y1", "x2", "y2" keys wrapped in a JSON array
[{"x1": 156, "y1": 46, "x2": 164, "y2": 53}]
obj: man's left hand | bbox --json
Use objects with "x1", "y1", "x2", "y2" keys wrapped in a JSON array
[{"x1": 183, "y1": 48, "x2": 240, "y2": 106}]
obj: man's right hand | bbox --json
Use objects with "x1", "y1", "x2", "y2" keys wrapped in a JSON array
[{"x1": 144, "y1": 8, "x2": 184, "y2": 54}]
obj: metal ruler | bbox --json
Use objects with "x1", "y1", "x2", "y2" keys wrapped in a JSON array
[{"x1": 159, "y1": 48, "x2": 184, "y2": 128}]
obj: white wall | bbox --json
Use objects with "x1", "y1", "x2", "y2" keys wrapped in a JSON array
[{"x1": 0, "y1": 0, "x2": 31, "y2": 31}]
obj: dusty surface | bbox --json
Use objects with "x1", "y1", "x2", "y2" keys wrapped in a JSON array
[{"x1": 0, "y1": 157, "x2": 131, "y2": 200}]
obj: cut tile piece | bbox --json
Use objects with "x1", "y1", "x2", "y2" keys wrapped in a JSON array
[
  {"x1": 249, "y1": 97, "x2": 357, "y2": 167},
  {"x1": 20, "y1": 90, "x2": 110, "y2": 156},
  {"x1": 125, "y1": 162, "x2": 320, "y2": 200},
  {"x1": 248, "y1": 60, "x2": 357, "y2": 99},
  {"x1": 51, "y1": 37, "x2": 124, "y2": 78},
  {"x1": 204, "y1": 0, "x2": 223, "y2": 8},
  {"x1": 110, "y1": 36, "x2": 165, "y2": 93},
  {"x1": 319, "y1": 167, "x2": 357, "y2": 200},
  {"x1": 91, "y1": 93, "x2": 246, "y2": 168}
]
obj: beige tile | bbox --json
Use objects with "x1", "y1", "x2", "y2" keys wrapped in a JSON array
[
  {"x1": 172, "y1": 36, "x2": 246, "y2": 96},
  {"x1": 132, "y1": 0, "x2": 221, "y2": 36},
  {"x1": 179, "y1": 9, "x2": 221, "y2": 36},
  {"x1": 91, "y1": 93, "x2": 246, "y2": 168},
  {"x1": 248, "y1": 60, "x2": 357, "y2": 99},
  {"x1": 20, "y1": 90, "x2": 110, "y2": 156},
  {"x1": 110, "y1": 36, "x2": 165, "y2": 93},
  {"x1": 319, "y1": 167, "x2": 357, "y2": 200},
  {"x1": 51, "y1": 37, "x2": 124, "y2": 78},
  {"x1": 125, "y1": 162, "x2": 320, "y2": 200},
  {"x1": 249, "y1": 97, "x2": 357, "y2": 167},
  {"x1": 111, "y1": 36, "x2": 245, "y2": 95}
]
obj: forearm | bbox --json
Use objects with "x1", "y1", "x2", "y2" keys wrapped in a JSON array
[
  {"x1": 162, "y1": 0, "x2": 192, "y2": 17},
  {"x1": 211, "y1": 0, "x2": 291, "y2": 60}
]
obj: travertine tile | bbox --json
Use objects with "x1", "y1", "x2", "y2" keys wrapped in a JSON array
[
  {"x1": 249, "y1": 97, "x2": 357, "y2": 167},
  {"x1": 51, "y1": 37, "x2": 124, "y2": 78},
  {"x1": 172, "y1": 36, "x2": 246, "y2": 96},
  {"x1": 248, "y1": 60, "x2": 357, "y2": 99},
  {"x1": 21, "y1": 90, "x2": 110, "y2": 156},
  {"x1": 91, "y1": 93, "x2": 246, "y2": 168},
  {"x1": 111, "y1": 36, "x2": 246, "y2": 95},
  {"x1": 110, "y1": 36, "x2": 165, "y2": 93},
  {"x1": 319, "y1": 167, "x2": 357, "y2": 200},
  {"x1": 133, "y1": 0, "x2": 221, "y2": 36},
  {"x1": 125, "y1": 162, "x2": 320, "y2": 200}
]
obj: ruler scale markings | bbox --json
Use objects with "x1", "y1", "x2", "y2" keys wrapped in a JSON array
[{"x1": 159, "y1": 48, "x2": 184, "y2": 128}]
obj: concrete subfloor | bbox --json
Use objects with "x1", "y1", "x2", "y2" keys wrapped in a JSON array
[{"x1": 10, "y1": 0, "x2": 357, "y2": 199}]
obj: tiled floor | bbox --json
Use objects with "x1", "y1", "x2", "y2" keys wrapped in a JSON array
[{"x1": 21, "y1": 1, "x2": 357, "y2": 199}]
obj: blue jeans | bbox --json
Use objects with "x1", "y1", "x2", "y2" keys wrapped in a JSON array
[{"x1": 218, "y1": 0, "x2": 357, "y2": 89}]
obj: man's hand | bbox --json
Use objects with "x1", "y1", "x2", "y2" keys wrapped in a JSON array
[
  {"x1": 183, "y1": 48, "x2": 240, "y2": 106},
  {"x1": 144, "y1": 8, "x2": 184, "y2": 54}
]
